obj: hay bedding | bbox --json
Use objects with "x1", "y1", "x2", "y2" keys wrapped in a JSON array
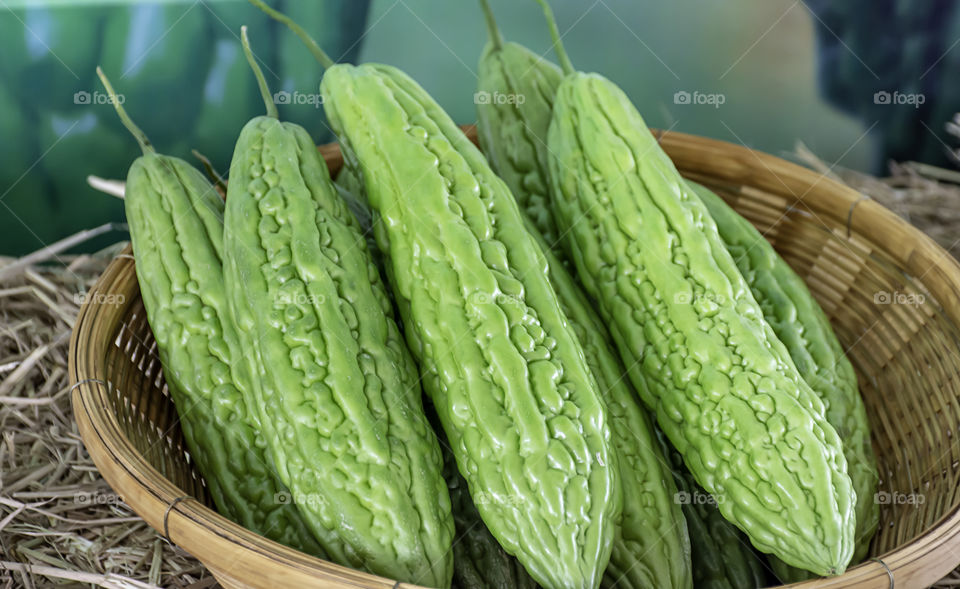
[
  {"x1": 1, "y1": 159, "x2": 960, "y2": 587},
  {"x1": 0, "y1": 243, "x2": 212, "y2": 589}
]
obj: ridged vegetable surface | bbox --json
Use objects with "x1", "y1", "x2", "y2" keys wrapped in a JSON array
[
  {"x1": 424, "y1": 410, "x2": 540, "y2": 589},
  {"x1": 473, "y1": 12, "x2": 691, "y2": 584},
  {"x1": 475, "y1": 6, "x2": 691, "y2": 584},
  {"x1": 221, "y1": 30, "x2": 453, "y2": 588},
  {"x1": 541, "y1": 233, "x2": 691, "y2": 589},
  {"x1": 475, "y1": 0, "x2": 564, "y2": 247},
  {"x1": 320, "y1": 61, "x2": 620, "y2": 589},
  {"x1": 331, "y1": 173, "x2": 544, "y2": 589},
  {"x1": 96, "y1": 69, "x2": 323, "y2": 557},
  {"x1": 341, "y1": 150, "x2": 692, "y2": 588},
  {"x1": 687, "y1": 180, "x2": 879, "y2": 578},
  {"x1": 445, "y1": 452, "x2": 540, "y2": 589},
  {"x1": 546, "y1": 70, "x2": 855, "y2": 576},
  {"x1": 656, "y1": 429, "x2": 768, "y2": 589}
]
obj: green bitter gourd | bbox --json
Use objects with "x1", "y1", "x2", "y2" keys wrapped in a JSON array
[
  {"x1": 542, "y1": 231, "x2": 692, "y2": 589},
  {"x1": 320, "y1": 59, "x2": 621, "y2": 588},
  {"x1": 655, "y1": 428, "x2": 769, "y2": 589},
  {"x1": 221, "y1": 28, "x2": 453, "y2": 588},
  {"x1": 687, "y1": 180, "x2": 879, "y2": 580},
  {"x1": 445, "y1": 448, "x2": 540, "y2": 589},
  {"x1": 247, "y1": 7, "x2": 626, "y2": 580},
  {"x1": 334, "y1": 161, "x2": 365, "y2": 201},
  {"x1": 421, "y1": 403, "x2": 540, "y2": 589},
  {"x1": 340, "y1": 143, "x2": 691, "y2": 589},
  {"x1": 475, "y1": 0, "x2": 565, "y2": 247},
  {"x1": 540, "y1": 7, "x2": 855, "y2": 574},
  {"x1": 333, "y1": 166, "x2": 537, "y2": 589},
  {"x1": 95, "y1": 68, "x2": 323, "y2": 557},
  {"x1": 476, "y1": 5, "x2": 693, "y2": 586}
]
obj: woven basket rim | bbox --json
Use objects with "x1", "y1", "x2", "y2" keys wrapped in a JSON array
[{"x1": 69, "y1": 126, "x2": 960, "y2": 589}]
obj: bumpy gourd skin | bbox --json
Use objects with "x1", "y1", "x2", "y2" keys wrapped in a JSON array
[
  {"x1": 337, "y1": 169, "x2": 596, "y2": 589},
  {"x1": 476, "y1": 32, "x2": 692, "y2": 588},
  {"x1": 339, "y1": 159, "x2": 691, "y2": 588},
  {"x1": 445, "y1": 453, "x2": 539, "y2": 589},
  {"x1": 655, "y1": 428, "x2": 768, "y2": 589},
  {"x1": 688, "y1": 180, "x2": 880, "y2": 577},
  {"x1": 125, "y1": 153, "x2": 323, "y2": 556},
  {"x1": 221, "y1": 116, "x2": 454, "y2": 588},
  {"x1": 321, "y1": 63, "x2": 620, "y2": 589},
  {"x1": 546, "y1": 72, "x2": 855, "y2": 576},
  {"x1": 428, "y1": 418, "x2": 539, "y2": 589},
  {"x1": 476, "y1": 41, "x2": 564, "y2": 246},
  {"x1": 541, "y1": 234, "x2": 691, "y2": 589}
]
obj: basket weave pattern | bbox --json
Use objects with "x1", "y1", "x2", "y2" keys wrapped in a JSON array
[{"x1": 70, "y1": 128, "x2": 960, "y2": 588}]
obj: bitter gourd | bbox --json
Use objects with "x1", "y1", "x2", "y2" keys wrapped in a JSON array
[
  {"x1": 475, "y1": 8, "x2": 692, "y2": 585},
  {"x1": 340, "y1": 149, "x2": 692, "y2": 589},
  {"x1": 321, "y1": 60, "x2": 620, "y2": 588},
  {"x1": 221, "y1": 29, "x2": 453, "y2": 588},
  {"x1": 546, "y1": 68, "x2": 856, "y2": 575},
  {"x1": 96, "y1": 69, "x2": 323, "y2": 556},
  {"x1": 687, "y1": 180, "x2": 879, "y2": 577},
  {"x1": 445, "y1": 453, "x2": 539, "y2": 589},
  {"x1": 541, "y1": 231, "x2": 691, "y2": 589},
  {"x1": 423, "y1": 406, "x2": 539, "y2": 589},
  {"x1": 655, "y1": 428, "x2": 768, "y2": 589},
  {"x1": 475, "y1": 0, "x2": 565, "y2": 247},
  {"x1": 448, "y1": 474, "x2": 540, "y2": 589},
  {"x1": 260, "y1": 12, "x2": 625, "y2": 577}
]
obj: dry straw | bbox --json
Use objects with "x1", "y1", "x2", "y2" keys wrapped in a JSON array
[{"x1": 0, "y1": 243, "x2": 211, "y2": 588}]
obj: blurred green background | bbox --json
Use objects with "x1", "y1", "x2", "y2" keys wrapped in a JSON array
[
  {"x1": 1, "y1": 0, "x2": 957, "y2": 255},
  {"x1": 361, "y1": 0, "x2": 873, "y2": 167}
]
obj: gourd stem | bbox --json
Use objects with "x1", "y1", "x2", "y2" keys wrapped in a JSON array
[
  {"x1": 192, "y1": 149, "x2": 228, "y2": 196},
  {"x1": 95, "y1": 67, "x2": 154, "y2": 155},
  {"x1": 533, "y1": 0, "x2": 575, "y2": 75},
  {"x1": 479, "y1": 0, "x2": 504, "y2": 50},
  {"x1": 248, "y1": 0, "x2": 336, "y2": 69},
  {"x1": 241, "y1": 26, "x2": 279, "y2": 119}
]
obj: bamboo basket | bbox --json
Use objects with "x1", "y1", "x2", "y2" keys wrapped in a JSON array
[{"x1": 69, "y1": 126, "x2": 960, "y2": 589}]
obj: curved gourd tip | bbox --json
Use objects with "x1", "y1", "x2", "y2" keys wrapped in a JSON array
[
  {"x1": 248, "y1": 0, "x2": 337, "y2": 69},
  {"x1": 240, "y1": 25, "x2": 279, "y2": 119},
  {"x1": 532, "y1": 0, "x2": 575, "y2": 75},
  {"x1": 95, "y1": 66, "x2": 154, "y2": 155}
]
